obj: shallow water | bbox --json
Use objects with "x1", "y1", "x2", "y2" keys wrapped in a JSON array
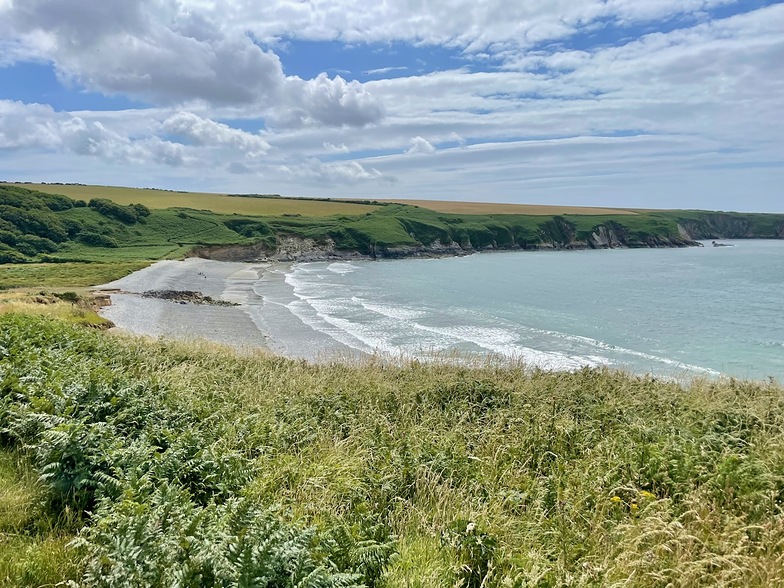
[{"x1": 248, "y1": 241, "x2": 784, "y2": 381}]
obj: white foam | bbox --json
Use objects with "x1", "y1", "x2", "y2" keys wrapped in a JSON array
[
  {"x1": 327, "y1": 262, "x2": 359, "y2": 275},
  {"x1": 353, "y1": 298, "x2": 426, "y2": 320},
  {"x1": 526, "y1": 327, "x2": 720, "y2": 376},
  {"x1": 411, "y1": 322, "x2": 598, "y2": 371}
]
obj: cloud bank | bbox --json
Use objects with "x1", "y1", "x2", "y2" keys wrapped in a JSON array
[{"x1": 0, "y1": 0, "x2": 781, "y2": 210}]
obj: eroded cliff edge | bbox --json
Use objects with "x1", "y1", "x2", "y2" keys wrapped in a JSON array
[{"x1": 190, "y1": 217, "x2": 699, "y2": 262}]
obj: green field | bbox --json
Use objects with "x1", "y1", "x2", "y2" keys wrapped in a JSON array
[
  {"x1": 2, "y1": 311, "x2": 783, "y2": 587},
  {"x1": 381, "y1": 199, "x2": 639, "y2": 216},
  {"x1": 0, "y1": 261, "x2": 151, "y2": 290}
]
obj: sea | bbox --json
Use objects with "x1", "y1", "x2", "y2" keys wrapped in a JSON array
[{"x1": 238, "y1": 240, "x2": 784, "y2": 381}]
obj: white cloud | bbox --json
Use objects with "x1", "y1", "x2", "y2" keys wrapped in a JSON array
[
  {"x1": 406, "y1": 137, "x2": 436, "y2": 154},
  {"x1": 0, "y1": 0, "x2": 384, "y2": 127},
  {"x1": 273, "y1": 74, "x2": 385, "y2": 128},
  {"x1": 230, "y1": 0, "x2": 742, "y2": 50},
  {"x1": 365, "y1": 66, "x2": 408, "y2": 75},
  {"x1": 0, "y1": 100, "x2": 188, "y2": 165},
  {"x1": 0, "y1": 2, "x2": 782, "y2": 210},
  {"x1": 279, "y1": 159, "x2": 395, "y2": 185},
  {"x1": 323, "y1": 142, "x2": 350, "y2": 153},
  {"x1": 162, "y1": 111, "x2": 269, "y2": 155}
]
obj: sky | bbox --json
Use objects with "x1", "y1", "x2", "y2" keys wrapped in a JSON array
[{"x1": 0, "y1": 0, "x2": 782, "y2": 211}]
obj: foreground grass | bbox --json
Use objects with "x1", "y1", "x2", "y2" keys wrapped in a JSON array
[
  {"x1": 0, "y1": 450, "x2": 82, "y2": 587},
  {"x1": 1, "y1": 311, "x2": 783, "y2": 587}
]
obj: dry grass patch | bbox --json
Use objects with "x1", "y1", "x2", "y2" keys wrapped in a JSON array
[
  {"x1": 381, "y1": 199, "x2": 639, "y2": 215},
  {"x1": 12, "y1": 183, "x2": 380, "y2": 217}
]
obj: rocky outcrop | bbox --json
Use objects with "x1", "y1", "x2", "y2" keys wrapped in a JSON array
[
  {"x1": 141, "y1": 290, "x2": 238, "y2": 306},
  {"x1": 585, "y1": 221, "x2": 695, "y2": 249},
  {"x1": 189, "y1": 242, "x2": 272, "y2": 262}
]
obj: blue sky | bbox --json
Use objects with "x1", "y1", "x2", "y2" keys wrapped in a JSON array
[{"x1": 0, "y1": 0, "x2": 782, "y2": 211}]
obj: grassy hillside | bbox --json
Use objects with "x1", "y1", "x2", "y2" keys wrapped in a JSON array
[
  {"x1": 3, "y1": 184, "x2": 784, "y2": 289},
  {"x1": 1, "y1": 309, "x2": 783, "y2": 587}
]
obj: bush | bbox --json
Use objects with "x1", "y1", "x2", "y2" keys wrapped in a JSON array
[
  {"x1": 0, "y1": 229, "x2": 18, "y2": 245},
  {"x1": 16, "y1": 235, "x2": 59, "y2": 256},
  {"x1": 223, "y1": 218, "x2": 274, "y2": 238},
  {"x1": 0, "y1": 205, "x2": 68, "y2": 242},
  {"x1": 129, "y1": 203, "x2": 151, "y2": 218},
  {"x1": 88, "y1": 199, "x2": 139, "y2": 224},
  {"x1": 0, "y1": 243, "x2": 28, "y2": 263},
  {"x1": 77, "y1": 231, "x2": 119, "y2": 248}
]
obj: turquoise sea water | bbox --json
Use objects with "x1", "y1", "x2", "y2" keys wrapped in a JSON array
[{"x1": 250, "y1": 241, "x2": 784, "y2": 381}]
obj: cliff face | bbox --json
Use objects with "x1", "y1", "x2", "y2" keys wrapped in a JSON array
[
  {"x1": 677, "y1": 215, "x2": 754, "y2": 239},
  {"x1": 676, "y1": 213, "x2": 784, "y2": 240},
  {"x1": 189, "y1": 220, "x2": 698, "y2": 263}
]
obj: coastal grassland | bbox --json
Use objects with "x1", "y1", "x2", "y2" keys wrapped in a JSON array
[
  {"x1": 4, "y1": 184, "x2": 784, "y2": 286},
  {"x1": 0, "y1": 291, "x2": 113, "y2": 328},
  {"x1": 9, "y1": 183, "x2": 381, "y2": 217},
  {"x1": 2, "y1": 311, "x2": 784, "y2": 587},
  {"x1": 380, "y1": 199, "x2": 639, "y2": 216},
  {"x1": 0, "y1": 261, "x2": 150, "y2": 289}
]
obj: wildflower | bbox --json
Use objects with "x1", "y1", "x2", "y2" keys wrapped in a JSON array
[
  {"x1": 630, "y1": 502, "x2": 639, "y2": 512},
  {"x1": 639, "y1": 490, "x2": 656, "y2": 500},
  {"x1": 465, "y1": 522, "x2": 476, "y2": 534},
  {"x1": 610, "y1": 496, "x2": 622, "y2": 504}
]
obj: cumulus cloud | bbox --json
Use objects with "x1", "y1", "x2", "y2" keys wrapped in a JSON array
[
  {"x1": 162, "y1": 112, "x2": 269, "y2": 155},
  {"x1": 406, "y1": 136, "x2": 436, "y2": 154},
  {"x1": 273, "y1": 74, "x2": 385, "y2": 128},
  {"x1": 0, "y1": 100, "x2": 186, "y2": 165},
  {"x1": 0, "y1": 0, "x2": 384, "y2": 126}
]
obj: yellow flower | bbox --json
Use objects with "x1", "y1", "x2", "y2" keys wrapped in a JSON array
[
  {"x1": 610, "y1": 496, "x2": 622, "y2": 503},
  {"x1": 639, "y1": 490, "x2": 656, "y2": 500}
]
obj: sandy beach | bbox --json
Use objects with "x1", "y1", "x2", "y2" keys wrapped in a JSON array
[
  {"x1": 96, "y1": 258, "x2": 271, "y2": 352},
  {"x1": 95, "y1": 257, "x2": 364, "y2": 361}
]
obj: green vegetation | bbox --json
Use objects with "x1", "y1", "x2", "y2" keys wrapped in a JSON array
[
  {"x1": 0, "y1": 261, "x2": 150, "y2": 290},
  {"x1": 3, "y1": 185, "x2": 784, "y2": 290},
  {"x1": 1, "y1": 311, "x2": 784, "y2": 586}
]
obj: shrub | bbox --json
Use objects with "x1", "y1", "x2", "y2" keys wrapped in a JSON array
[
  {"x1": 88, "y1": 199, "x2": 139, "y2": 224},
  {"x1": 0, "y1": 205, "x2": 69, "y2": 242},
  {"x1": 0, "y1": 243, "x2": 28, "y2": 263},
  {"x1": 15, "y1": 235, "x2": 59, "y2": 255},
  {"x1": 77, "y1": 231, "x2": 119, "y2": 248}
]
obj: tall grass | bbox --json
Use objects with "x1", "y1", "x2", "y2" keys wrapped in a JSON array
[{"x1": 1, "y1": 312, "x2": 783, "y2": 586}]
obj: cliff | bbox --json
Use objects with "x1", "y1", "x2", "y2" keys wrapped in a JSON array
[
  {"x1": 675, "y1": 212, "x2": 784, "y2": 240},
  {"x1": 189, "y1": 217, "x2": 699, "y2": 263}
]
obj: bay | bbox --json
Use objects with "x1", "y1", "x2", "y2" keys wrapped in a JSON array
[{"x1": 246, "y1": 240, "x2": 784, "y2": 381}]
